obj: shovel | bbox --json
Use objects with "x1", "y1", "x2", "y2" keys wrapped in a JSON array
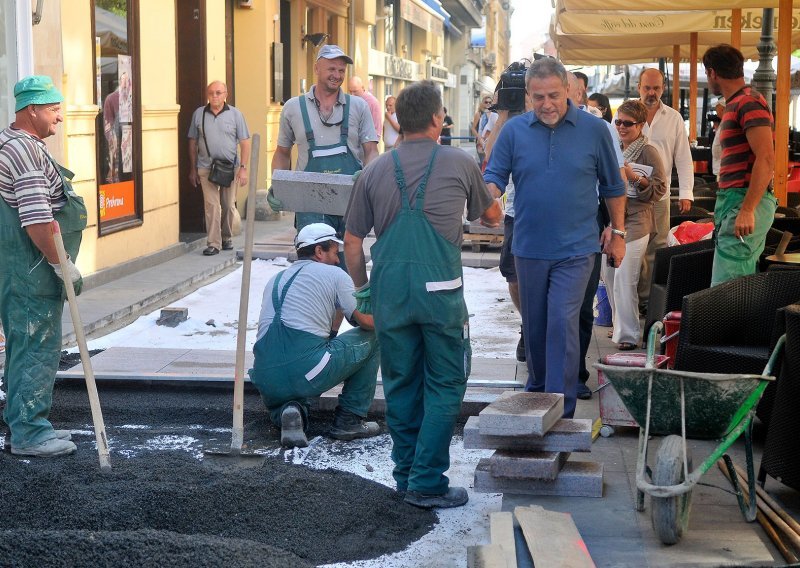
[
  {"x1": 204, "y1": 133, "x2": 265, "y2": 467},
  {"x1": 53, "y1": 221, "x2": 112, "y2": 471}
]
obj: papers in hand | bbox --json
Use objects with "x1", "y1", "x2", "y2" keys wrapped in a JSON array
[{"x1": 627, "y1": 162, "x2": 654, "y2": 197}]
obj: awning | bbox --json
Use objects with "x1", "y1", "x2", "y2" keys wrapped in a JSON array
[{"x1": 559, "y1": 0, "x2": 779, "y2": 10}]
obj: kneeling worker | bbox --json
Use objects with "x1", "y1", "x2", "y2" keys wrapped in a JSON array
[{"x1": 250, "y1": 223, "x2": 380, "y2": 448}]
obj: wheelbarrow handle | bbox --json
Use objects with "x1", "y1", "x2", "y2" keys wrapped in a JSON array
[{"x1": 646, "y1": 321, "x2": 664, "y2": 369}]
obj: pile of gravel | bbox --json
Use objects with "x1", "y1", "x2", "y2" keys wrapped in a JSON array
[{"x1": 0, "y1": 385, "x2": 438, "y2": 566}]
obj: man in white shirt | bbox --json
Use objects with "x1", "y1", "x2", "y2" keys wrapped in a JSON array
[{"x1": 635, "y1": 68, "x2": 695, "y2": 310}]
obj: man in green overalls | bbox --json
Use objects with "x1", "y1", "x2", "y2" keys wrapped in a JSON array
[
  {"x1": 269, "y1": 44, "x2": 379, "y2": 254},
  {"x1": 345, "y1": 81, "x2": 502, "y2": 508},
  {"x1": 0, "y1": 76, "x2": 87, "y2": 457},
  {"x1": 703, "y1": 44, "x2": 778, "y2": 285},
  {"x1": 249, "y1": 223, "x2": 380, "y2": 448}
]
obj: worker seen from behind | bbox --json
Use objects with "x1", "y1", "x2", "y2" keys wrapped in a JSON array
[
  {"x1": 0, "y1": 76, "x2": 87, "y2": 457},
  {"x1": 249, "y1": 223, "x2": 380, "y2": 448},
  {"x1": 345, "y1": 81, "x2": 503, "y2": 509}
]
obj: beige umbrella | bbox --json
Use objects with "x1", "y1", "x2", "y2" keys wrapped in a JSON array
[{"x1": 551, "y1": 0, "x2": 795, "y2": 204}]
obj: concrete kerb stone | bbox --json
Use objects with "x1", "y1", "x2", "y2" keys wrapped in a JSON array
[
  {"x1": 463, "y1": 416, "x2": 592, "y2": 452},
  {"x1": 271, "y1": 170, "x2": 354, "y2": 216},
  {"x1": 478, "y1": 391, "x2": 564, "y2": 437},
  {"x1": 488, "y1": 450, "x2": 570, "y2": 480},
  {"x1": 474, "y1": 458, "x2": 604, "y2": 498}
]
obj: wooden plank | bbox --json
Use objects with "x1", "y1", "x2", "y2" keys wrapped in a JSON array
[
  {"x1": 467, "y1": 544, "x2": 509, "y2": 568},
  {"x1": 514, "y1": 505, "x2": 595, "y2": 568},
  {"x1": 490, "y1": 512, "x2": 518, "y2": 568}
]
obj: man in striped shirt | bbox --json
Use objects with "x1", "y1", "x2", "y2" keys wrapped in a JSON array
[
  {"x1": 703, "y1": 44, "x2": 778, "y2": 285},
  {"x1": 0, "y1": 76, "x2": 87, "y2": 457}
]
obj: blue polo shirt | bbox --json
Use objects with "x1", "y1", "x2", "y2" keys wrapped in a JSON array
[{"x1": 484, "y1": 101, "x2": 625, "y2": 260}]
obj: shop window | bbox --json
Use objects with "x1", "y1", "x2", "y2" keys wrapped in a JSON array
[
  {"x1": 93, "y1": 0, "x2": 143, "y2": 235},
  {"x1": 0, "y1": 2, "x2": 17, "y2": 124}
]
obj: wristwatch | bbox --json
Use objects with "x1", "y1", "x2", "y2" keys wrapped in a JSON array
[
  {"x1": 240, "y1": 165, "x2": 246, "y2": 170},
  {"x1": 611, "y1": 228, "x2": 627, "y2": 238}
]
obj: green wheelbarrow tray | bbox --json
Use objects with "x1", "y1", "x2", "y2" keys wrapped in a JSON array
[{"x1": 593, "y1": 323, "x2": 784, "y2": 529}]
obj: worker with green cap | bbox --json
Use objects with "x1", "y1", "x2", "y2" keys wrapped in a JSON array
[
  {"x1": 344, "y1": 81, "x2": 502, "y2": 509},
  {"x1": 0, "y1": 75, "x2": 87, "y2": 457}
]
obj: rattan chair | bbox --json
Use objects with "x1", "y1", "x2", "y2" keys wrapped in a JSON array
[
  {"x1": 643, "y1": 240, "x2": 715, "y2": 340},
  {"x1": 759, "y1": 304, "x2": 800, "y2": 490},
  {"x1": 674, "y1": 271, "x2": 800, "y2": 375}
]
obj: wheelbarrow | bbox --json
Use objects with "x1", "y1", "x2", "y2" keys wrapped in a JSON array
[{"x1": 594, "y1": 322, "x2": 784, "y2": 545}]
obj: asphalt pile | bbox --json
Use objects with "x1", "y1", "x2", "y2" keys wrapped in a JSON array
[{"x1": 0, "y1": 384, "x2": 438, "y2": 567}]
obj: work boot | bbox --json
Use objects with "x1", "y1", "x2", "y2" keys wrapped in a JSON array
[
  {"x1": 280, "y1": 404, "x2": 308, "y2": 448},
  {"x1": 576, "y1": 382, "x2": 593, "y2": 400},
  {"x1": 404, "y1": 486, "x2": 469, "y2": 509},
  {"x1": 11, "y1": 437, "x2": 77, "y2": 457},
  {"x1": 516, "y1": 326, "x2": 526, "y2": 362},
  {"x1": 329, "y1": 408, "x2": 380, "y2": 441}
]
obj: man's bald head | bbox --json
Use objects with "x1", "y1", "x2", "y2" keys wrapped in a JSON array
[
  {"x1": 567, "y1": 72, "x2": 586, "y2": 107},
  {"x1": 348, "y1": 76, "x2": 366, "y2": 97},
  {"x1": 638, "y1": 68, "x2": 665, "y2": 109}
]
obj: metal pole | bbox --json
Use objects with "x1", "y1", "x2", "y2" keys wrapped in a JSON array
[{"x1": 752, "y1": 8, "x2": 776, "y2": 110}]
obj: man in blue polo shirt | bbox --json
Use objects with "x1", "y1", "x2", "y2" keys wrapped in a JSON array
[{"x1": 484, "y1": 58, "x2": 627, "y2": 418}]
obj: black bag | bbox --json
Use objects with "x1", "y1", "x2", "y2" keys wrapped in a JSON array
[
  {"x1": 208, "y1": 159, "x2": 235, "y2": 187},
  {"x1": 201, "y1": 111, "x2": 236, "y2": 187}
]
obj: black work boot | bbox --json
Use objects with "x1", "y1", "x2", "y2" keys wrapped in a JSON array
[
  {"x1": 516, "y1": 325, "x2": 526, "y2": 362},
  {"x1": 280, "y1": 404, "x2": 308, "y2": 448},
  {"x1": 329, "y1": 407, "x2": 380, "y2": 441},
  {"x1": 404, "y1": 486, "x2": 469, "y2": 509}
]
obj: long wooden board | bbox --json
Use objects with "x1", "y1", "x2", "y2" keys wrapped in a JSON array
[
  {"x1": 490, "y1": 512, "x2": 518, "y2": 568},
  {"x1": 514, "y1": 506, "x2": 595, "y2": 568}
]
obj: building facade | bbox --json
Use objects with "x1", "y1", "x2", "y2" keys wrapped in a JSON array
[{"x1": 2, "y1": 0, "x2": 503, "y2": 280}]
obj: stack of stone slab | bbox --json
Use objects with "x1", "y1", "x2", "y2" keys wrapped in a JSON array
[{"x1": 467, "y1": 391, "x2": 603, "y2": 497}]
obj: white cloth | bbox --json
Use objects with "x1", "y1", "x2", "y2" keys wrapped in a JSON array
[
  {"x1": 712, "y1": 131, "x2": 722, "y2": 179},
  {"x1": 481, "y1": 112, "x2": 499, "y2": 139},
  {"x1": 602, "y1": 233, "x2": 649, "y2": 345},
  {"x1": 383, "y1": 112, "x2": 400, "y2": 147},
  {"x1": 639, "y1": 102, "x2": 695, "y2": 201},
  {"x1": 257, "y1": 260, "x2": 357, "y2": 340}
]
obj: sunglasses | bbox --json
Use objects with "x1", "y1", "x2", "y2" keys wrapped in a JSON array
[{"x1": 614, "y1": 119, "x2": 642, "y2": 127}]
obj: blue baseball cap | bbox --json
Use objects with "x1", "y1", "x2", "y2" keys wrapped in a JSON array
[
  {"x1": 14, "y1": 75, "x2": 64, "y2": 113},
  {"x1": 316, "y1": 45, "x2": 353, "y2": 65}
]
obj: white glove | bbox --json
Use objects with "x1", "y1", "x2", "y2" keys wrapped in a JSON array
[{"x1": 49, "y1": 255, "x2": 82, "y2": 284}]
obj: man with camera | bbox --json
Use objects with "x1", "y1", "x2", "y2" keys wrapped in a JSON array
[
  {"x1": 484, "y1": 58, "x2": 626, "y2": 419},
  {"x1": 188, "y1": 80, "x2": 251, "y2": 256}
]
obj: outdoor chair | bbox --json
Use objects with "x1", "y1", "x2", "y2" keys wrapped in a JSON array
[
  {"x1": 674, "y1": 271, "x2": 800, "y2": 376},
  {"x1": 771, "y1": 215, "x2": 800, "y2": 234},
  {"x1": 754, "y1": 303, "x2": 798, "y2": 427},
  {"x1": 643, "y1": 240, "x2": 715, "y2": 340},
  {"x1": 759, "y1": 304, "x2": 800, "y2": 490},
  {"x1": 776, "y1": 205, "x2": 800, "y2": 218}
]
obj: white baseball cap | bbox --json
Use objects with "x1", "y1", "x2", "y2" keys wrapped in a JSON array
[
  {"x1": 316, "y1": 44, "x2": 354, "y2": 65},
  {"x1": 295, "y1": 223, "x2": 343, "y2": 249}
]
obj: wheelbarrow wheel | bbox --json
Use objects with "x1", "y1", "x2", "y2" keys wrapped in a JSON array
[{"x1": 651, "y1": 435, "x2": 693, "y2": 545}]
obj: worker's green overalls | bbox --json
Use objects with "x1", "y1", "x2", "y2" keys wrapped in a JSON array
[
  {"x1": 370, "y1": 146, "x2": 471, "y2": 495},
  {"x1": 296, "y1": 94, "x2": 362, "y2": 267},
  {"x1": 248, "y1": 263, "x2": 380, "y2": 426},
  {"x1": 0, "y1": 142, "x2": 86, "y2": 448},
  {"x1": 711, "y1": 187, "x2": 777, "y2": 286}
]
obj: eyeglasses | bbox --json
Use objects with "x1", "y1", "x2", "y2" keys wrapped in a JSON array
[
  {"x1": 614, "y1": 119, "x2": 642, "y2": 127},
  {"x1": 315, "y1": 100, "x2": 343, "y2": 127},
  {"x1": 209, "y1": 90, "x2": 227, "y2": 96}
]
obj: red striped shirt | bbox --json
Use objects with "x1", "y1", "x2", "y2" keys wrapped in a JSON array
[{"x1": 718, "y1": 86, "x2": 773, "y2": 190}]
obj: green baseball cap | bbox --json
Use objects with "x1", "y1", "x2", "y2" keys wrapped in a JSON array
[{"x1": 14, "y1": 75, "x2": 64, "y2": 113}]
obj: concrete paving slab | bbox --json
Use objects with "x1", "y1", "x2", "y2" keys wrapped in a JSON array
[
  {"x1": 464, "y1": 417, "x2": 592, "y2": 452},
  {"x1": 161, "y1": 349, "x2": 254, "y2": 375},
  {"x1": 479, "y1": 392, "x2": 564, "y2": 437},
  {"x1": 271, "y1": 170, "x2": 353, "y2": 216},
  {"x1": 475, "y1": 458, "x2": 604, "y2": 497},
  {"x1": 75, "y1": 347, "x2": 191, "y2": 374},
  {"x1": 489, "y1": 450, "x2": 569, "y2": 480}
]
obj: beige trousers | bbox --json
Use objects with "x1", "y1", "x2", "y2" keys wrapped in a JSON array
[
  {"x1": 198, "y1": 168, "x2": 235, "y2": 250},
  {"x1": 637, "y1": 197, "x2": 669, "y2": 306}
]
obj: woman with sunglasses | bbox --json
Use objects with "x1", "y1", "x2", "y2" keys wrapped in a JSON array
[{"x1": 602, "y1": 99, "x2": 666, "y2": 350}]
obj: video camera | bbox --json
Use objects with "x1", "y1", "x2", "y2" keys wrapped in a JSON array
[{"x1": 493, "y1": 55, "x2": 550, "y2": 113}]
